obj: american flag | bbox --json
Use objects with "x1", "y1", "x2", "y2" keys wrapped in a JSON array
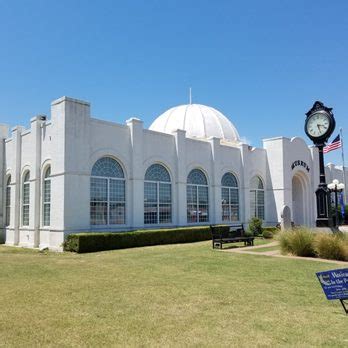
[{"x1": 323, "y1": 134, "x2": 342, "y2": 153}]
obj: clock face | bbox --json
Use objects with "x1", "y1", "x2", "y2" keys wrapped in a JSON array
[{"x1": 306, "y1": 112, "x2": 330, "y2": 138}]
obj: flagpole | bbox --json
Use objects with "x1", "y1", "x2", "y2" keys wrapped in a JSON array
[{"x1": 340, "y1": 127, "x2": 347, "y2": 204}]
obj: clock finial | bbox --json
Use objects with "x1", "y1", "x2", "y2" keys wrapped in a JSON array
[{"x1": 306, "y1": 100, "x2": 333, "y2": 117}]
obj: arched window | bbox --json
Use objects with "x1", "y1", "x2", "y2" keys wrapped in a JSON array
[
  {"x1": 5, "y1": 176, "x2": 11, "y2": 226},
  {"x1": 43, "y1": 166, "x2": 51, "y2": 226},
  {"x1": 144, "y1": 164, "x2": 171, "y2": 224},
  {"x1": 187, "y1": 169, "x2": 209, "y2": 223},
  {"x1": 22, "y1": 171, "x2": 30, "y2": 226},
  {"x1": 221, "y1": 172, "x2": 239, "y2": 222},
  {"x1": 250, "y1": 176, "x2": 265, "y2": 220},
  {"x1": 90, "y1": 157, "x2": 125, "y2": 225}
]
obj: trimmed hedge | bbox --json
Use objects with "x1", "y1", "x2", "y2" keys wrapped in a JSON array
[{"x1": 63, "y1": 226, "x2": 227, "y2": 253}]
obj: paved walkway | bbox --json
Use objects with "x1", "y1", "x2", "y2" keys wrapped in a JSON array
[
  {"x1": 222, "y1": 241, "x2": 348, "y2": 265},
  {"x1": 339, "y1": 225, "x2": 348, "y2": 233}
]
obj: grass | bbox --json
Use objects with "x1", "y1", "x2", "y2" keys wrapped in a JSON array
[
  {"x1": 0, "y1": 242, "x2": 347, "y2": 347},
  {"x1": 249, "y1": 245, "x2": 280, "y2": 253},
  {"x1": 216, "y1": 237, "x2": 273, "y2": 249}
]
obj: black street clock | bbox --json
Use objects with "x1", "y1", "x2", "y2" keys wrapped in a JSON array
[
  {"x1": 305, "y1": 101, "x2": 335, "y2": 144},
  {"x1": 305, "y1": 101, "x2": 336, "y2": 228}
]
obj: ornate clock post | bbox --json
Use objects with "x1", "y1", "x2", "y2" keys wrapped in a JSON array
[{"x1": 305, "y1": 101, "x2": 336, "y2": 227}]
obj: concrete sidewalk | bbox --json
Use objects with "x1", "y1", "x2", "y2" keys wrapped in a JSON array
[
  {"x1": 339, "y1": 225, "x2": 348, "y2": 233},
  {"x1": 222, "y1": 241, "x2": 348, "y2": 265}
]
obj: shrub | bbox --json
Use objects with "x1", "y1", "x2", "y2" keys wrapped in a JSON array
[
  {"x1": 244, "y1": 230, "x2": 253, "y2": 237},
  {"x1": 64, "y1": 226, "x2": 214, "y2": 253},
  {"x1": 264, "y1": 227, "x2": 278, "y2": 233},
  {"x1": 248, "y1": 218, "x2": 263, "y2": 236},
  {"x1": 264, "y1": 227, "x2": 278, "y2": 236},
  {"x1": 279, "y1": 228, "x2": 315, "y2": 257},
  {"x1": 314, "y1": 233, "x2": 348, "y2": 261},
  {"x1": 262, "y1": 229, "x2": 273, "y2": 239}
]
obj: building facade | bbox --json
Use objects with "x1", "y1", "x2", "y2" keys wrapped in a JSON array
[{"x1": 0, "y1": 96, "x2": 347, "y2": 251}]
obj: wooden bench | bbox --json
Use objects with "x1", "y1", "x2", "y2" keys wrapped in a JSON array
[{"x1": 210, "y1": 224, "x2": 254, "y2": 249}]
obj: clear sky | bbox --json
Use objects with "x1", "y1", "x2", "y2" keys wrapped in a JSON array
[{"x1": 1, "y1": 0, "x2": 347, "y2": 166}]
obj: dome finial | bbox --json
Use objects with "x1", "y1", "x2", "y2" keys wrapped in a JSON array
[{"x1": 189, "y1": 87, "x2": 192, "y2": 105}]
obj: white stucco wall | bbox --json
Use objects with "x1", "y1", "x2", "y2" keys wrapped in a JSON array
[
  {"x1": 0, "y1": 125, "x2": 9, "y2": 242},
  {"x1": 1, "y1": 96, "x2": 347, "y2": 251},
  {"x1": 263, "y1": 136, "x2": 318, "y2": 226}
]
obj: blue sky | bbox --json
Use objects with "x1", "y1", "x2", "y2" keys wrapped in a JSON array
[{"x1": 1, "y1": 0, "x2": 347, "y2": 165}]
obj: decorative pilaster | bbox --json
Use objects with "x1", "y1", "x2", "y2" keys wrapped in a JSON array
[
  {"x1": 0, "y1": 125, "x2": 9, "y2": 242},
  {"x1": 173, "y1": 129, "x2": 186, "y2": 226},
  {"x1": 209, "y1": 137, "x2": 221, "y2": 225},
  {"x1": 12, "y1": 126, "x2": 25, "y2": 245},
  {"x1": 239, "y1": 143, "x2": 250, "y2": 224},
  {"x1": 127, "y1": 118, "x2": 144, "y2": 228},
  {"x1": 30, "y1": 116, "x2": 46, "y2": 247}
]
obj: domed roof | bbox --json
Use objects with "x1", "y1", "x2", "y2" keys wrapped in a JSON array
[{"x1": 149, "y1": 104, "x2": 240, "y2": 143}]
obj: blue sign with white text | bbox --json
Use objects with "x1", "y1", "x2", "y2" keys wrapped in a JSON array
[{"x1": 316, "y1": 268, "x2": 348, "y2": 300}]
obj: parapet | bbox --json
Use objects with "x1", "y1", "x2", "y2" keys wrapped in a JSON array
[
  {"x1": 0, "y1": 124, "x2": 9, "y2": 139},
  {"x1": 51, "y1": 96, "x2": 90, "y2": 107}
]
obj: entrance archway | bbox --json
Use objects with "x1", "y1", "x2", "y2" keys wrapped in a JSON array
[{"x1": 291, "y1": 172, "x2": 310, "y2": 226}]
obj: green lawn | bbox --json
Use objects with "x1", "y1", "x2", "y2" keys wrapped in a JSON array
[
  {"x1": 0, "y1": 242, "x2": 347, "y2": 347},
  {"x1": 250, "y1": 245, "x2": 280, "y2": 253}
]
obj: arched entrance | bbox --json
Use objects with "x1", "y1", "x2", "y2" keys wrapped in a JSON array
[{"x1": 292, "y1": 172, "x2": 310, "y2": 226}]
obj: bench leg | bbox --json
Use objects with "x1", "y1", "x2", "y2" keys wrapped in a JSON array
[{"x1": 212, "y1": 241, "x2": 221, "y2": 249}]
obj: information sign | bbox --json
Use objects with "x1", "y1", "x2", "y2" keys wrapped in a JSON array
[{"x1": 316, "y1": 268, "x2": 348, "y2": 300}]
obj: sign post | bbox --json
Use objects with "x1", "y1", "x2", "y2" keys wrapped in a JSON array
[{"x1": 316, "y1": 268, "x2": 348, "y2": 314}]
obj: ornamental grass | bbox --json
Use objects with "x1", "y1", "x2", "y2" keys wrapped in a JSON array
[
  {"x1": 314, "y1": 232, "x2": 348, "y2": 261},
  {"x1": 279, "y1": 228, "x2": 348, "y2": 261},
  {"x1": 279, "y1": 228, "x2": 315, "y2": 257}
]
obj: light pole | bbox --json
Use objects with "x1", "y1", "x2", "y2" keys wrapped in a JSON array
[{"x1": 327, "y1": 179, "x2": 345, "y2": 228}]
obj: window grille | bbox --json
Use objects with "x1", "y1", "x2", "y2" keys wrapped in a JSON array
[
  {"x1": 250, "y1": 176, "x2": 265, "y2": 220},
  {"x1": 43, "y1": 167, "x2": 51, "y2": 226},
  {"x1": 221, "y1": 173, "x2": 239, "y2": 222},
  {"x1": 144, "y1": 164, "x2": 171, "y2": 224},
  {"x1": 5, "y1": 176, "x2": 11, "y2": 226},
  {"x1": 22, "y1": 171, "x2": 30, "y2": 226},
  {"x1": 187, "y1": 169, "x2": 209, "y2": 223},
  {"x1": 90, "y1": 158, "x2": 125, "y2": 225}
]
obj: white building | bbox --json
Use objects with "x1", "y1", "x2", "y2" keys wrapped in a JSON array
[{"x1": 0, "y1": 96, "x2": 346, "y2": 251}]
